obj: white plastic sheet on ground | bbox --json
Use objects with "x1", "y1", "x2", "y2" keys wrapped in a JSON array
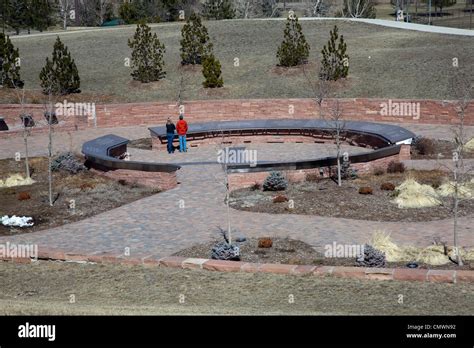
[{"x1": 1, "y1": 215, "x2": 34, "y2": 227}]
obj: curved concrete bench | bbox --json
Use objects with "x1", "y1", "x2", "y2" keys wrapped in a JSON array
[
  {"x1": 82, "y1": 134, "x2": 180, "y2": 173},
  {"x1": 227, "y1": 144, "x2": 404, "y2": 173},
  {"x1": 149, "y1": 119, "x2": 415, "y2": 150}
]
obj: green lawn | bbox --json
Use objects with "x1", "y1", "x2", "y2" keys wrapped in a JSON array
[{"x1": 7, "y1": 19, "x2": 474, "y2": 103}]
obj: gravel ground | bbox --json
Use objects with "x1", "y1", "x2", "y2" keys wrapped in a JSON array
[{"x1": 0, "y1": 261, "x2": 473, "y2": 315}]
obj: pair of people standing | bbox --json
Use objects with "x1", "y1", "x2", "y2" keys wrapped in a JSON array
[{"x1": 166, "y1": 115, "x2": 188, "y2": 154}]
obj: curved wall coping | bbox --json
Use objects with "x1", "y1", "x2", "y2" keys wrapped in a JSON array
[{"x1": 149, "y1": 119, "x2": 416, "y2": 146}]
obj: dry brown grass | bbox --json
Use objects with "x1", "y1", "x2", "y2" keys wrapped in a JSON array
[
  {"x1": 5, "y1": 20, "x2": 473, "y2": 102},
  {"x1": 0, "y1": 261, "x2": 473, "y2": 315}
]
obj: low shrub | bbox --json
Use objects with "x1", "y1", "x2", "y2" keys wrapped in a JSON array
[
  {"x1": 18, "y1": 192, "x2": 31, "y2": 200},
  {"x1": 356, "y1": 244, "x2": 386, "y2": 268},
  {"x1": 79, "y1": 182, "x2": 95, "y2": 191},
  {"x1": 273, "y1": 194, "x2": 289, "y2": 203},
  {"x1": 413, "y1": 137, "x2": 435, "y2": 155},
  {"x1": 430, "y1": 177, "x2": 443, "y2": 189},
  {"x1": 380, "y1": 182, "x2": 395, "y2": 191},
  {"x1": 51, "y1": 152, "x2": 86, "y2": 174},
  {"x1": 359, "y1": 186, "x2": 373, "y2": 195},
  {"x1": 373, "y1": 167, "x2": 385, "y2": 176},
  {"x1": 387, "y1": 161, "x2": 405, "y2": 174},
  {"x1": 250, "y1": 182, "x2": 261, "y2": 191},
  {"x1": 258, "y1": 237, "x2": 273, "y2": 248},
  {"x1": 263, "y1": 171, "x2": 288, "y2": 191},
  {"x1": 341, "y1": 161, "x2": 358, "y2": 180}
]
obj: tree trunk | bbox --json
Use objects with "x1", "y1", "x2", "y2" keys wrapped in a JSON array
[
  {"x1": 24, "y1": 132, "x2": 30, "y2": 179},
  {"x1": 48, "y1": 119, "x2": 53, "y2": 206},
  {"x1": 453, "y1": 159, "x2": 463, "y2": 266},
  {"x1": 336, "y1": 129, "x2": 342, "y2": 186},
  {"x1": 225, "y1": 165, "x2": 232, "y2": 245}
]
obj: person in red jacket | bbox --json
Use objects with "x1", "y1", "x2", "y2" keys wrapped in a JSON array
[{"x1": 176, "y1": 114, "x2": 188, "y2": 152}]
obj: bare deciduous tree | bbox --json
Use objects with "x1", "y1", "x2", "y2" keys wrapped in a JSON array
[
  {"x1": 304, "y1": 0, "x2": 331, "y2": 17},
  {"x1": 14, "y1": 85, "x2": 32, "y2": 179},
  {"x1": 303, "y1": 65, "x2": 346, "y2": 186},
  {"x1": 95, "y1": 0, "x2": 112, "y2": 26},
  {"x1": 342, "y1": 0, "x2": 376, "y2": 18},
  {"x1": 434, "y1": 72, "x2": 473, "y2": 266},
  {"x1": 42, "y1": 76, "x2": 57, "y2": 206},
  {"x1": 214, "y1": 131, "x2": 233, "y2": 245},
  {"x1": 233, "y1": 0, "x2": 279, "y2": 18},
  {"x1": 58, "y1": 0, "x2": 71, "y2": 30},
  {"x1": 328, "y1": 99, "x2": 346, "y2": 186},
  {"x1": 234, "y1": 0, "x2": 253, "y2": 18},
  {"x1": 448, "y1": 72, "x2": 473, "y2": 266}
]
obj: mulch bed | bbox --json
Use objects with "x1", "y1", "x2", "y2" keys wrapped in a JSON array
[
  {"x1": 0, "y1": 157, "x2": 159, "y2": 235},
  {"x1": 174, "y1": 237, "x2": 473, "y2": 270},
  {"x1": 411, "y1": 139, "x2": 474, "y2": 159},
  {"x1": 230, "y1": 170, "x2": 474, "y2": 222},
  {"x1": 128, "y1": 138, "x2": 152, "y2": 150}
]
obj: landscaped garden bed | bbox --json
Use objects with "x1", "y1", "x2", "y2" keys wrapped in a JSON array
[
  {"x1": 173, "y1": 237, "x2": 473, "y2": 270},
  {"x1": 0, "y1": 156, "x2": 160, "y2": 235},
  {"x1": 229, "y1": 170, "x2": 474, "y2": 222},
  {"x1": 411, "y1": 137, "x2": 474, "y2": 159}
]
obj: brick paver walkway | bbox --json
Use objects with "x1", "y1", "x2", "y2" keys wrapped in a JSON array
[{"x1": 0, "y1": 125, "x2": 473, "y2": 258}]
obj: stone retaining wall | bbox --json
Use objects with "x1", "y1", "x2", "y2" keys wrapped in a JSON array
[
  {"x1": 3, "y1": 251, "x2": 472, "y2": 284},
  {"x1": 227, "y1": 144, "x2": 410, "y2": 191},
  {"x1": 91, "y1": 168, "x2": 177, "y2": 191},
  {"x1": 1, "y1": 98, "x2": 472, "y2": 138}
]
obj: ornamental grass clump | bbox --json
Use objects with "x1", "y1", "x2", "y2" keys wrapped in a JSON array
[{"x1": 393, "y1": 178, "x2": 441, "y2": 208}]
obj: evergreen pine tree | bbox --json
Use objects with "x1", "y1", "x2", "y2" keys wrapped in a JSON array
[
  {"x1": 128, "y1": 22, "x2": 166, "y2": 83},
  {"x1": 202, "y1": 53, "x2": 223, "y2": 88},
  {"x1": 320, "y1": 25, "x2": 349, "y2": 81},
  {"x1": 39, "y1": 36, "x2": 81, "y2": 95},
  {"x1": 0, "y1": 33, "x2": 23, "y2": 88},
  {"x1": 30, "y1": 0, "x2": 54, "y2": 32},
  {"x1": 119, "y1": 1, "x2": 140, "y2": 24},
  {"x1": 203, "y1": 0, "x2": 235, "y2": 20},
  {"x1": 180, "y1": 12, "x2": 213, "y2": 65},
  {"x1": 276, "y1": 14, "x2": 310, "y2": 67},
  {"x1": 8, "y1": 0, "x2": 29, "y2": 34}
]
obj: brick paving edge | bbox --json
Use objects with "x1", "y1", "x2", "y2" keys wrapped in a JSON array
[{"x1": 2, "y1": 252, "x2": 473, "y2": 284}]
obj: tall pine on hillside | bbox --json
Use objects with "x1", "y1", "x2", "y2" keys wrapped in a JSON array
[
  {"x1": 30, "y1": 0, "x2": 55, "y2": 32},
  {"x1": 180, "y1": 13, "x2": 213, "y2": 65},
  {"x1": 128, "y1": 22, "x2": 166, "y2": 82},
  {"x1": 320, "y1": 25, "x2": 349, "y2": 81},
  {"x1": 39, "y1": 36, "x2": 81, "y2": 95},
  {"x1": 8, "y1": 0, "x2": 29, "y2": 34},
  {"x1": 202, "y1": 53, "x2": 223, "y2": 88},
  {"x1": 276, "y1": 14, "x2": 310, "y2": 67},
  {"x1": 0, "y1": 33, "x2": 23, "y2": 88},
  {"x1": 202, "y1": 0, "x2": 235, "y2": 20}
]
